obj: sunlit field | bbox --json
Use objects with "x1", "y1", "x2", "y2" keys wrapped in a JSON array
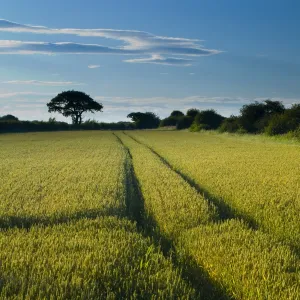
[
  {"x1": 130, "y1": 131, "x2": 300, "y2": 250},
  {"x1": 0, "y1": 131, "x2": 299, "y2": 299}
]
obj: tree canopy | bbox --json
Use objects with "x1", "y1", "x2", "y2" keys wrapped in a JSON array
[
  {"x1": 0, "y1": 114, "x2": 19, "y2": 122},
  {"x1": 47, "y1": 90, "x2": 103, "y2": 125},
  {"x1": 239, "y1": 100, "x2": 285, "y2": 132},
  {"x1": 186, "y1": 108, "x2": 200, "y2": 119},
  {"x1": 194, "y1": 109, "x2": 225, "y2": 129},
  {"x1": 170, "y1": 110, "x2": 184, "y2": 117},
  {"x1": 127, "y1": 112, "x2": 160, "y2": 129}
]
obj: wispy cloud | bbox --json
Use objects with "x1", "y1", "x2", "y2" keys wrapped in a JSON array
[
  {"x1": 1, "y1": 80, "x2": 83, "y2": 86},
  {"x1": 0, "y1": 19, "x2": 221, "y2": 66},
  {"x1": 88, "y1": 65, "x2": 100, "y2": 69},
  {"x1": 0, "y1": 40, "x2": 129, "y2": 55},
  {"x1": 124, "y1": 54, "x2": 192, "y2": 66}
]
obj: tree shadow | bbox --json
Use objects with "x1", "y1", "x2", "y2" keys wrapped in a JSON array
[{"x1": 0, "y1": 206, "x2": 124, "y2": 230}]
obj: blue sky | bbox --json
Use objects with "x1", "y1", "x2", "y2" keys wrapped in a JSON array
[{"x1": 1, "y1": 0, "x2": 300, "y2": 122}]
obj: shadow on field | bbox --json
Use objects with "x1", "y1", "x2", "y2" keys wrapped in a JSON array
[
  {"x1": 125, "y1": 132, "x2": 259, "y2": 230},
  {"x1": 124, "y1": 133, "x2": 300, "y2": 257},
  {"x1": 114, "y1": 133, "x2": 234, "y2": 300},
  {"x1": 0, "y1": 207, "x2": 124, "y2": 230}
]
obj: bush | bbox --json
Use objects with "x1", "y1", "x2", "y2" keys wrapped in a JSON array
[
  {"x1": 239, "y1": 100, "x2": 286, "y2": 133},
  {"x1": 0, "y1": 114, "x2": 19, "y2": 121},
  {"x1": 0, "y1": 120, "x2": 70, "y2": 133},
  {"x1": 176, "y1": 116, "x2": 193, "y2": 130},
  {"x1": 186, "y1": 109, "x2": 200, "y2": 119},
  {"x1": 288, "y1": 126, "x2": 300, "y2": 139},
  {"x1": 219, "y1": 116, "x2": 241, "y2": 133},
  {"x1": 189, "y1": 123, "x2": 210, "y2": 132},
  {"x1": 265, "y1": 105, "x2": 300, "y2": 136},
  {"x1": 236, "y1": 127, "x2": 248, "y2": 134},
  {"x1": 264, "y1": 114, "x2": 290, "y2": 135},
  {"x1": 0, "y1": 119, "x2": 136, "y2": 133},
  {"x1": 193, "y1": 110, "x2": 225, "y2": 130},
  {"x1": 127, "y1": 112, "x2": 160, "y2": 129},
  {"x1": 160, "y1": 116, "x2": 179, "y2": 127},
  {"x1": 286, "y1": 103, "x2": 300, "y2": 123},
  {"x1": 170, "y1": 110, "x2": 184, "y2": 118}
]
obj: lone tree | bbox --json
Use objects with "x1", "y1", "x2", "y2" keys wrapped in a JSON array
[{"x1": 47, "y1": 90, "x2": 103, "y2": 125}]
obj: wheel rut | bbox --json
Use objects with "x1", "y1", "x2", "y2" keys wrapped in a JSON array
[
  {"x1": 123, "y1": 132, "x2": 258, "y2": 229},
  {"x1": 113, "y1": 132, "x2": 233, "y2": 300}
]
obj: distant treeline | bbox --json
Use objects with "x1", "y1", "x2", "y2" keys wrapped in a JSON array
[
  {"x1": 1, "y1": 100, "x2": 300, "y2": 137},
  {"x1": 0, "y1": 116, "x2": 135, "y2": 133},
  {"x1": 159, "y1": 100, "x2": 300, "y2": 138}
]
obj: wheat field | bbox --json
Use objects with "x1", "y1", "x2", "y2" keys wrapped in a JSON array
[{"x1": 0, "y1": 131, "x2": 299, "y2": 299}]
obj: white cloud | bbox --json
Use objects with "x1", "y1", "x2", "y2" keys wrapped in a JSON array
[
  {"x1": 1, "y1": 80, "x2": 83, "y2": 86},
  {"x1": 0, "y1": 19, "x2": 221, "y2": 66},
  {"x1": 189, "y1": 73, "x2": 195, "y2": 75},
  {"x1": 88, "y1": 65, "x2": 100, "y2": 69}
]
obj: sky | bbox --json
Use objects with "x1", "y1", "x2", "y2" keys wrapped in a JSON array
[{"x1": 0, "y1": 0, "x2": 300, "y2": 123}]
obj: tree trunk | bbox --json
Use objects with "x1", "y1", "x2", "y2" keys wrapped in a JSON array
[
  {"x1": 78, "y1": 114, "x2": 83, "y2": 125},
  {"x1": 72, "y1": 114, "x2": 79, "y2": 125},
  {"x1": 72, "y1": 112, "x2": 83, "y2": 125}
]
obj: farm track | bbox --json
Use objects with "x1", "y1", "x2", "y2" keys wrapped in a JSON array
[
  {"x1": 114, "y1": 133, "x2": 233, "y2": 300},
  {"x1": 117, "y1": 132, "x2": 300, "y2": 299},
  {"x1": 124, "y1": 132, "x2": 258, "y2": 229},
  {"x1": 1, "y1": 132, "x2": 203, "y2": 298},
  {"x1": 124, "y1": 132, "x2": 300, "y2": 257}
]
